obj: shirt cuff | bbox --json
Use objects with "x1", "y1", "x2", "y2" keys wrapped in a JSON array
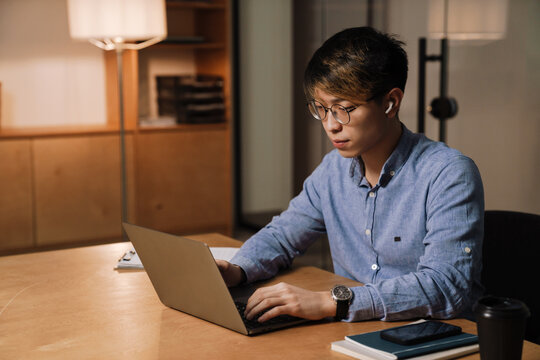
[
  {"x1": 230, "y1": 254, "x2": 262, "y2": 284},
  {"x1": 344, "y1": 285, "x2": 385, "y2": 322}
]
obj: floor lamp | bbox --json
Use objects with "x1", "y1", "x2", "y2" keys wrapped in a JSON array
[
  {"x1": 418, "y1": 0, "x2": 508, "y2": 143},
  {"x1": 67, "y1": 0, "x2": 167, "y2": 238}
]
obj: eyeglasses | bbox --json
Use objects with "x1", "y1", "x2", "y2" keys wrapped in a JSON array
[
  {"x1": 306, "y1": 100, "x2": 358, "y2": 125},
  {"x1": 306, "y1": 89, "x2": 389, "y2": 125}
]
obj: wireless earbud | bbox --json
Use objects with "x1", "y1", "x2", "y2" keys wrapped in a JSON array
[{"x1": 385, "y1": 101, "x2": 394, "y2": 114}]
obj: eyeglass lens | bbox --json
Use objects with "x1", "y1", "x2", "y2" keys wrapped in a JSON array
[{"x1": 307, "y1": 101, "x2": 349, "y2": 125}]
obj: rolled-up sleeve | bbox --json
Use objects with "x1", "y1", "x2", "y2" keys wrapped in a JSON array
[{"x1": 231, "y1": 159, "x2": 328, "y2": 283}]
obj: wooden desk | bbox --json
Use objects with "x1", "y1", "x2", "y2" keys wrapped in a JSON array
[{"x1": 1, "y1": 233, "x2": 539, "y2": 359}]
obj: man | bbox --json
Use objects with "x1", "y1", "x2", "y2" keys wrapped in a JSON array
[{"x1": 217, "y1": 27, "x2": 484, "y2": 323}]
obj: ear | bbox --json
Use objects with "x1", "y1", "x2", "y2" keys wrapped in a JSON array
[{"x1": 385, "y1": 88, "x2": 404, "y2": 118}]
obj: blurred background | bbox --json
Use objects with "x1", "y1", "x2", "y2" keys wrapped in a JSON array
[{"x1": 0, "y1": 0, "x2": 538, "y2": 264}]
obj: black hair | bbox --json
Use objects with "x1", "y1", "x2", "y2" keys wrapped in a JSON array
[{"x1": 304, "y1": 26, "x2": 408, "y2": 102}]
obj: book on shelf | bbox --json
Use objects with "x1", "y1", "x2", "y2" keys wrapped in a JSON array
[{"x1": 331, "y1": 321, "x2": 479, "y2": 360}]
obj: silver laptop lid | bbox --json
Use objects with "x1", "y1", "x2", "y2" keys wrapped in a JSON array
[{"x1": 122, "y1": 223, "x2": 248, "y2": 335}]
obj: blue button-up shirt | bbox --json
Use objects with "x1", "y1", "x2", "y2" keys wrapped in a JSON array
[{"x1": 231, "y1": 124, "x2": 484, "y2": 321}]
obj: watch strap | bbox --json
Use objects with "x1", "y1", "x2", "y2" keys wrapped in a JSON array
[{"x1": 335, "y1": 298, "x2": 349, "y2": 320}]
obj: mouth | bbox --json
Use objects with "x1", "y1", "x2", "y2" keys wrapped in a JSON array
[{"x1": 332, "y1": 139, "x2": 349, "y2": 149}]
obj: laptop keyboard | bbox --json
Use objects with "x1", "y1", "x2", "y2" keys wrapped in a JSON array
[{"x1": 234, "y1": 301, "x2": 303, "y2": 330}]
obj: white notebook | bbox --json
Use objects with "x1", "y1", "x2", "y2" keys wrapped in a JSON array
[{"x1": 331, "y1": 339, "x2": 479, "y2": 360}]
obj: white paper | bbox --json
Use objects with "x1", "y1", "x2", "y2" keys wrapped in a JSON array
[
  {"x1": 115, "y1": 246, "x2": 239, "y2": 270},
  {"x1": 210, "y1": 247, "x2": 239, "y2": 262}
]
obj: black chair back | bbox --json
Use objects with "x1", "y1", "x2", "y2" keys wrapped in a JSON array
[{"x1": 482, "y1": 210, "x2": 540, "y2": 344}]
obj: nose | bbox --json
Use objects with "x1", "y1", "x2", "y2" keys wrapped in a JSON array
[{"x1": 324, "y1": 111, "x2": 343, "y2": 133}]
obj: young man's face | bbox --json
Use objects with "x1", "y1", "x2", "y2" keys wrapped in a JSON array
[{"x1": 314, "y1": 88, "x2": 395, "y2": 158}]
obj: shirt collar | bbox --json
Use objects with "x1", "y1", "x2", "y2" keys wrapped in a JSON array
[{"x1": 349, "y1": 123, "x2": 417, "y2": 187}]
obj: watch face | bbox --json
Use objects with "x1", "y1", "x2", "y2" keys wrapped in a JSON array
[{"x1": 332, "y1": 285, "x2": 352, "y2": 301}]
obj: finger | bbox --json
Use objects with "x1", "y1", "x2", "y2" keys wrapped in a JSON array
[
  {"x1": 215, "y1": 260, "x2": 235, "y2": 286},
  {"x1": 244, "y1": 284, "x2": 282, "y2": 316},
  {"x1": 245, "y1": 296, "x2": 285, "y2": 320},
  {"x1": 257, "y1": 305, "x2": 292, "y2": 322},
  {"x1": 243, "y1": 288, "x2": 267, "y2": 315},
  {"x1": 245, "y1": 296, "x2": 273, "y2": 319},
  {"x1": 215, "y1": 259, "x2": 228, "y2": 271},
  {"x1": 245, "y1": 282, "x2": 290, "y2": 306}
]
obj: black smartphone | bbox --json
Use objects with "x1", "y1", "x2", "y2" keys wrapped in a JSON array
[{"x1": 380, "y1": 321, "x2": 462, "y2": 345}]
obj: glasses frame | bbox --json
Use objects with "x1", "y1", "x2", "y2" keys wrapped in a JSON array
[
  {"x1": 306, "y1": 101, "x2": 357, "y2": 125},
  {"x1": 306, "y1": 92, "x2": 385, "y2": 125}
]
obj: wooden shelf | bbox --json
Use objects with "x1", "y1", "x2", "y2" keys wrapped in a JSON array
[
  {"x1": 0, "y1": 124, "x2": 124, "y2": 139},
  {"x1": 138, "y1": 122, "x2": 228, "y2": 133},
  {"x1": 150, "y1": 41, "x2": 226, "y2": 50},
  {"x1": 0, "y1": 123, "x2": 229, "y2": 139},
  {"x1": 166, "y1": 1, "x2": 226, "y2": 10}
]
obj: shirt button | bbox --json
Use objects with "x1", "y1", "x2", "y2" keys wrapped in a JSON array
[
  {"x1": 371, "y1": 264, "x2": 378, "y2": 270},
  {"x1": 365, "y1": 229, "x2": 371, "y2": 235},
  {"x1": 390, "y1": 170, "x2": 395, "y2": 176},
  {"x1": 464, "y1": 247, "x2": 471, "y2": 254},
  {"x1": 369, "y1": 192, "x2": 375, "y2": 198}
]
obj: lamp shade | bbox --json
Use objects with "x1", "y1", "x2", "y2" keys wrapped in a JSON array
[
  {"x1": 67, "y1": 0, "x2": 167, "y2": 44},
  {"x1": 428, "y1": 0, "x2": 508, "y2": 40}
]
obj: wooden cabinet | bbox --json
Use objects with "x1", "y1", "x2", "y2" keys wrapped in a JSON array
[
  {"x1": 134, "y1": 128, "x2": 232, "y2": 235},
  {"x1": 32, "y1": 135, "x2": 135, "y2": 246},
  {"x1": 0, "y1": 140, "x2": 33, "y2": 251},
  {"x1": 0, "y1": 135, "x2": 134, "y2": 252}
]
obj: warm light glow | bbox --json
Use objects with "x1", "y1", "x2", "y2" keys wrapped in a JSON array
[
  {"x1": 67, "y1": 0, "x2": 167, "y2": 50},
  {"x1": 428, "y1": 0, "x2": 508, "y2": 40}
]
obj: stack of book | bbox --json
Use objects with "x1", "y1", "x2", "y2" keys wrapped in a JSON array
[
  {"x1": 331, "y1": 321, "x2": 479, "y2": 360},
  {"x1": 156, "y1": 75, "x2": 225, "y2": 124}
]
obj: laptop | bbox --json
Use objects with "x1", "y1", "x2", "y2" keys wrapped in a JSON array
[{"x1": 122, "y1": 223, "x2": 309, "y2": 335}]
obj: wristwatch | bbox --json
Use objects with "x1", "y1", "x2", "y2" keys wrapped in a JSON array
[{"x1": 331, "y1": 284, "x2": 353, "y2": 320}]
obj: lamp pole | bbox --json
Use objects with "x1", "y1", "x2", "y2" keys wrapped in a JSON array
[
  {"x1": 417, "y1": 37, "x2": 457, "y2": 143},
  {"x1": 438, "y1": 37, "x2": 449, "y2": 142},
  {"x1": 116, "y1": 46, "x2": 129, "y2": 238}
]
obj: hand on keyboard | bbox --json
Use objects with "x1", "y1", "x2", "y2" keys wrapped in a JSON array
[
  {"x1": 235, "y1": 301, "x2": 301, "y2": 329},
  {"x1": 243, "y1": 282, "x2": 337, "y2": 323}
]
